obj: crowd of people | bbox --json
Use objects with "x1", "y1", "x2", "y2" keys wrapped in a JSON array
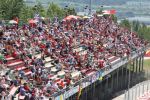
[{"x1": 0, "y1": 14, "x2": 147, "y2": 100}]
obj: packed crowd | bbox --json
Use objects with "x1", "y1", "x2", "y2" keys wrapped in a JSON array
[{"x1": 0, "y1": 14, "x2": 147, "y2": 100}]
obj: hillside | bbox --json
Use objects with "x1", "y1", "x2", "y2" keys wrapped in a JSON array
[{"x1": 25, "y1": 0, "x2": 150, "y2": 23}]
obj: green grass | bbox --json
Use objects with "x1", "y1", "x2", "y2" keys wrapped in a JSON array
[{"x1": 144, "y1": 59, "x2": 150, "y2": 71}]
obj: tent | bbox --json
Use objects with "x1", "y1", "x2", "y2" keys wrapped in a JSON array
[{"x1": 28, "y1": 19, "x2": 38, "y2": 24}]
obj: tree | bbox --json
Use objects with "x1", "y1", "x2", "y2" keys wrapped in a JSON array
[
  {"x1": 32, "y1": 2, "x2": 46, "y2": 17},
  {"x1": 96, "y1": 6, "x2": 103, "y2": 14},
  {"x1": 132, "y1": 21, "x2": 140, "y2": 32},
  {"x1": 0, "y1": 0, "x2": 24, "y2": 19},
  {"x1": 47, "y1": 3, "x2": 64, "y2": 19},
  {"x1": 64, "y1": 7, "x2": 77, "y2": 16},
  {"x1": 111, "y1": 15, "x2": 117, "y2": 23},
  {"x1": 19, "y1": 5, "x2": 34, "y2": 23},
  {"x1": 120, "y1": 19, "x2": 131, "y2": 30}
]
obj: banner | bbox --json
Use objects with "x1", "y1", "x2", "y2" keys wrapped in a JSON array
[
  {"x1": 91, "y1": 72, "x2": 99, "y2": 83},
  {"x1": 77, "y1": 85, "x2": 83, "y2": 100},
  {"x1": 54, "y1": 94, "x2": 64, "y2": 100},
  {"x1": 99, "y1": 70, "x2": 103, "y2": 81},
  {"x1": 64, "y1": 85, "x2": 79, "y2": 99},
  {"x1": 81, "y1": 78, "x2": 91, "y2": 88}
]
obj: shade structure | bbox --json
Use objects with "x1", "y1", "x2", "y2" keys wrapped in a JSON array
[
  {"x1": 63, "y1": 15, "x2": 81, "y2": 21},
  {"x1": 83, "y1": 16, "x2": 90, "y2": 19},
  {"x1": 9, "y1": 20, "x2": 18, "y2": 24},
  {"x1": 28, "y1": 19, "x2": 38, "y2": 24},
  {"x1": 41, "y1": 17, "x2": 45, "y2": 20},
  {"x1": 97, "y1": 14, "x2": 103, "y2": 17}
]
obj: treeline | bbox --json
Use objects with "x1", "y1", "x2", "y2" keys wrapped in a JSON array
[
  {"x1": 0, "y1": 0, "x2": 76, "y2": 22},
  {"x1": 120, "y1": 19, "x2": 150, "y2": 41}
]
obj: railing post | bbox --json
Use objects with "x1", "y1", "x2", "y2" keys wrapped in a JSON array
[
  {"x1": 125, "y1": 64, "x2": 128, "y2": 88},
  {"x1": 141, "y1": 54, "x2": 144, "y2": 71},
  {"x1": 121, "y1": 65, "x2": 124, "y2": 89},
  {"x1": 111, "y1": 72, "x2": 114, "y2": 91},
  {"x1": 124, "y1": 90, "x2": 127, "y2": 100},
  {"x1": 139, "y1": 57, "x2": 141, "y2": 72},
  {"x1": 116, "y1": 68, "x2": 119, "y2": 90}
]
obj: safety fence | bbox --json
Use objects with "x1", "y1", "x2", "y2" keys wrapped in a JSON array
[{"x1": 124, "y1": 80, "x2": 150, "y2": 100}]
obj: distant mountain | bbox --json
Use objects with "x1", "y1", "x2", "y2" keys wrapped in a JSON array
[
  {"x1": 26, "y1": 0, "x2": 150, "y2": 5},
  {"x1": 26, "y1": 0, "x2": 128, "y2": 5}
]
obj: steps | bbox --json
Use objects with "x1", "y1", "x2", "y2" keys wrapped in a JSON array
[{"x1": 5, "y1": 55, "x2": 31, "y2": 76}]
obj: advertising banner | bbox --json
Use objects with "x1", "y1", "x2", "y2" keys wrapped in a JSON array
[{"x1": 64, "y1": 85, "x2": 79, "y2": 99}]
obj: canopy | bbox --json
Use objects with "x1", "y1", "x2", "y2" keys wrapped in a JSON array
[
  {"x1": 63, "y1": 15, "x2": 81, "y2": 21},
  {"x1": 83, "y1": 16, "x2": 90, "y2": 19},
  {"x1": 97, "y1": 14, "x2": 103, "y2": 17},
  {"x1": 9, "y1": 20, "x2": 17, "y2": 24},
  {"x1": 102, "y1": 9, "x2": 116, "y2": 15},
  {"x1": 28, "y1": 19, "x2": 38, "y2": 24},
  {"x1": 41, "y1": 17, "x2": 45, "y2": 20}
]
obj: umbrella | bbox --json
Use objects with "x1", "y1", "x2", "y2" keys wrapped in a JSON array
[
  {"x1": 28, "y1": 19, "x2": 38, "y2": 24},
  {"x1": 41, "y1": 17, "x2": 45, "y2": 20},
  {"x1": 9, "y1": 20, "x2": 17, "y2": 24},
  {"x1": 97, "y1": 14, "x2": 103, "y2": 17},
  {"x1": 63, "y1": 15, "x2": 81, "y2": 21},
  {"x1": 83, "y1": 16, "x2": 90, "y2": 19}
]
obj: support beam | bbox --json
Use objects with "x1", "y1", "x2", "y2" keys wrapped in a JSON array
[
  {"x1": 121, "y1": 66, "x2": 124, "y2": 89},
  {"x1": 141, "y1": 54, "x2": 144, "y2": 71},
  {"x1": 125, "y1": 64, "x2": 128, "y2": 88},
  {"x1": 132, "y1": 59, "x2": 135, "y2": 86},
  {"x1": 111, "y1": 73, "x2": 114, "y2": 91},
  {"x1": 133, "y1": 59, "x2": 135, "y2": 72},
  {"x1": 128, "y1": 63, "x2": 131, "y2": 89},
  {"x1": 135, "y1": 58, "x2": 138, "y2": 73},
  {"x1": 139, "y1": 57, "x2": 141, "y2": 72},
  {"x1": 116, "y1": 68, "x2": 119, "y2": 90}
]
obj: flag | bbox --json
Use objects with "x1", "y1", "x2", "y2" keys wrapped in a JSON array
[
  {"x1": 99, "y1": 71, "x2": 103, "y2": 81},
  {"x1": 77, "y1": 85, "x2": 82, "y2": 100},
  {"x1": 60, "y1": 94, "x2": 63, "y2": 100},
  {"x1": 99, "y1": 76, "x2": 103, "y2": 81},
  {"x1": 102, "y1": 9, "x2": 116, "y2": 15}
]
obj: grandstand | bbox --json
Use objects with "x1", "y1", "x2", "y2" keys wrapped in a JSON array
[{"x1": 0, "y1": 14, "x2": 148, "y2": 100}]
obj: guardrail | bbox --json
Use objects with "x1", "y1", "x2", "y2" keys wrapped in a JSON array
[{"x1": 50, "y1": 46, "x2": 146, "y2": 100}]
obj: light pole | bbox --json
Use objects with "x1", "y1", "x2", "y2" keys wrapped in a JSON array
[
  {"x1": 84, "y1": 6, "x2": 88, "y2": 16},
  {"x1": 89, "y1": 0, "x2": 92, "y2": 15}
]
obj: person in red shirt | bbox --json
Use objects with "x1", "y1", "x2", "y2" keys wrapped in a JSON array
[
  {"x1": 24, "y1": 83, "x2": 30, "y2": 92},
  {"x1": 12, "y1": 50, "x2": 17, "y2": 58},
  {"x1": 99, "y1": 60, "x2": 104, "y2": 69},
  {"x1": 59, "y1": 80, "x2": 64, "y2": 89}
]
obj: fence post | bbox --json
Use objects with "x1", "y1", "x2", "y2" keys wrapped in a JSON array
[{"x1": 124, "y1": 90, "x2": 127, "y2": 100}]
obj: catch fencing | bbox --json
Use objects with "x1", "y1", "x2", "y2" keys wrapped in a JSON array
[{"x1": 124, "y1": 80, "x2": 150, "y2": 100}]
